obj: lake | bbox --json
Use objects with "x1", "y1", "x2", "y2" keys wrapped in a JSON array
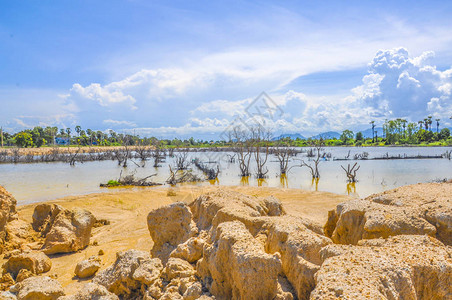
[{"x1": 0, "y1": 146, "x2": 450, "y2": 205}]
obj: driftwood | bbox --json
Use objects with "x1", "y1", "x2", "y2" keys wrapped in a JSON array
[
  {"x1": 100, "y1": 170, "x2": 161, "y2": 187},
  {"x1": 193, "y1": 158, "x2": 220, "y2": 180},
  {"x1": 166, "y1": 165, "x2": 204, "y2": 185}
]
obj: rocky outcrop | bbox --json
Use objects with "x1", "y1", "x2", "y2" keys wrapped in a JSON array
[
  {"x1": 9, "y1": 276, "x2": 64, "y2": 300},
  {"x1": 324, "y1": 183, "x2": 452, "y2": 245},
  {"x1": 32, "y1": 204, "x2": 95, "y2": 254},
  {"x1": 74, "y1": 256, "x2": 101, "y2": 278},
  {"x1": 92, "y1": 249, "x2": 207, "y2": 299},
  {"x1": 3, "y1": 251, "x2": 51, "y2": 278},
  {"x1": 0, "y1": 186, "x2": 18, "y2": 254},
  {"x1": 147, "y1": 189, "x2": 331, "y2": 299},
  {"x1": 264, "y1": 216, "x2": 331, "y2": 299},
  {"x1": 93, "y1": 250, "x2": 163, "y2": 299},
  {"x1": 147, "y1": 202, "x2": 198, "y2": 263},
  {"x1": 311, "y1": 235, "x2": 452, "y2": 299},
  {"x1": 198, "y1": 221, "x2": 282, "y2": 299},
  {"x1": 59, "y1": 283, "x2": 119, "y2": 300}
]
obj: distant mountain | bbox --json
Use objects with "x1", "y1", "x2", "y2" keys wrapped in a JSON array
[
  {"x1": 310, "y1": 131, "x2": 340, "y2": 139},
  {"x1": 272, "y1": 133, "x2": 306, "y2": 141}
]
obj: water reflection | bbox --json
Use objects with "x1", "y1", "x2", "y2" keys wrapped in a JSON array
[
  {"x1": 240, "y1": 176, "x2": 250, "y2": 186},
  {"x1": 279, "y1": 174, "x2": 288, "y2": 188},
  {"x1": 209, "y1": 178, "x2": 219, "y2": 185},
  {"x1": 311, "y1": 177, "x2": 319, "y2": 191},
  {"x1": 346, "y1": 182, "x2": 357, "y2": 195},
  {"x1": 257, "y1": 178, "x2": 267, "y2": 187}
]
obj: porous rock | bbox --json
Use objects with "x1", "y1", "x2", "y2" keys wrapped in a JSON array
[
  {"x1": 169, "y1": 236, "x2": 205, "y2": 263},
  {"x1": 74, "y1": 256, "x2": 101, "y2": 278},
  {"x1": 324, "y1": 183, "x2": 452, "y2": 245},
  {"x1": 58, "y1": 283, "x2": 119, "y2": 300},
  {"x1": 9, "y1": 276, "x2": 64, "y2": 300},
  {"x1": 264, "y1": 215, "x2": 331, "y2": 300},
  {"x1": 32, "y1": 204, "x2": 96, "y2": 254},
  {"x1": 3, "y1": 251, "x2": 51, "y2": 278},
  {"x1": 311, "y1": 235, "x2": 452, "y2": 299},
  {"x1": 147, "y1": 202, "x2": 198, "y2": 263},
  {"x1": 93, "y1": 249, "x2": 163, "y2": 299},
  {"x1": 197, "y1": 221, "x2": 282, "y2": 300},
  {"x1": 0, "y1": 186, "x2": 18, "y2": 253}
]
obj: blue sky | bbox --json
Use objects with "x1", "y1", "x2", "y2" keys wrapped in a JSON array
[{"x1": 1, "y1": 0, "x2": 452, "y2": 139}]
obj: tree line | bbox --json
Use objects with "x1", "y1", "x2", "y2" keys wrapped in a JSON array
[{"x1": 1, "y1": 116, "x2": 451, "y2": 149}]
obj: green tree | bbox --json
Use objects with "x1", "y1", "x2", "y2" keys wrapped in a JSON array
[
  {"x1": 355, "y1": 132, "x2": 363, "y2": 141},
  {"x1": 440, "y1": 128, "x2": 450, "y2": 140},
  {"x1": 340, "y1": 130, "x2": 354, "y2": 144},
  {"x1": 75, "y1": 125, "x2": 82, "y2": 136},
  {"x1": 14, "y1": 132, "x2": 34, "y2": 148}
]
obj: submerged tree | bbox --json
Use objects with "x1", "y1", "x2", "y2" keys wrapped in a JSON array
[
  {"x1": 341, "y1": 162, "x2": 360, "y2": 182},
  {"x1": 229, "y1": 125, "x2": 252, "y2": 177},
  {"x1": 251, "y1": 125, "x2": 272, "y2": 179},
  {"x1": 300, "y1": 138, "x2": 325, "y2": 179}
]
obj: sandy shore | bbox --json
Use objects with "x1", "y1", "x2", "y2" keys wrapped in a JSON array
[{"x1": 13, "y1": 185, "x2": 353, "y2": 294}]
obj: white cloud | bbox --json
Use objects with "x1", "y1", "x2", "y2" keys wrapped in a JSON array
[{"x1": 103, "y1": 119, "x2": 137, "y2": 127}]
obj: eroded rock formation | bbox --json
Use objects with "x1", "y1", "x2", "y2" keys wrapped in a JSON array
[
  {"x1": 145, "y1": 189, "x2": 331, "y2": 300},
  {"x1": 311, "y1": 235, "x2": 452, "y2": 299},
  {"x1": 0, "y1": 186, "x2": 18, "y2": 254},
  {"x1": 32, "y1": 204, "x2": 96, "y2": 254},
  {"x1": 324, "y1": 183, "x2": 452, "y2": 245}
]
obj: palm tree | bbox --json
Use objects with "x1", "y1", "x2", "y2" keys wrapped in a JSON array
[
  {"x1": 370, "y1": 121, "x2": 375, "y2": 143},
  {"x1": 435, "y1": 119, "x2": 440, "y2": 133},
  {"x1": 75, "y1": 125, "x2": 82, "y2": 137},
  {"x1": 418, "y1": 121, "x2": 424, "y2": 130},
  {"x1": 401, "y1": 119, "x2": 407, "y2": 139},
  {"x1": 66, "y1": 128, "x2": 71, "y2": 146},
  {"x1": 427, "y1": 116, "x2": 433, "y2": 131}
]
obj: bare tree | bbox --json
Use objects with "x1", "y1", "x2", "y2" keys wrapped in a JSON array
[
  {"x1": 300, "y1": 138, "x2": 325, "y2": 178},
  {"x1": 341, "y1": 162, "x2": 360, "y2": 182},
  {"x1": 274, "y1": 140, "x2": 295, "y2": 175},
  {"x1": 251, "y1": 125, "x2": 272, "y2": 179},
  {"x1": 174, "y1": 148, "x2": 190, "y2": 170},
  {"x1": 151, "y1": 140, "x2": 164, "y2": 167},
  {"x1": 230, "y1": 125, "x2": 252, "y2": 177},
  {"x1": 136, "y1": 140, "x2": 152, "y2": 162}
]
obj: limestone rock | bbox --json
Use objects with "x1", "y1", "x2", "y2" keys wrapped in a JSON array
[
  {"x1": 9, "y1": 276, "x2": 64, "y2": 300},
  {"x1": 93, "y1": 249, "x2": 163, "y2": 299},
  {"x1": 74, "y1": 256, "x2": 101, "y2": 278},
  {"x1": 0, "y1": 291, "x2": 17, "y2": 300},
  {"x1": 59, "y1": 283, "x2": 119, "y2": 300},
  {"x1": 189, "y1": 190, "x2": 282, "y2": 234},
  {"x1": 15, "y1": 269, "x2": 33, "y2": 283},
  {"x1": 36, "y1": 206, "x2": 95, "y2": 254},
  {"x1": 264, "y1": 216, "x2": 331, "y2": 300},
  {"x1": 5, "y1": 219, "x2": 38, "y2": 252},
  {"x1": 147, "y1": 202, "x2": 198, "y2": 263},
  {"x1": 169, "y1": 236, "x2": 205, "y2": 263},
  {"x1": 0, "y1": 273, "x2": 15, "y2": 291},
  {"x1": 31, "y1": 204, "x2": 64, "y2": 236},
  {"x1": 198, "y1": 221, "x2": 282, "y2": 300},
  {"x1": 0, "y1": 186, "x2": 18, "y2": 253},
  {"x1": 3, "y1": 251, "x2": 51, "y2": 278},
  {"x1": 311, "y1": 235, "x2": 452, "y2": 299},
  {"x1": 324, "y1": 183, "x2": 452, "y2": 245}
]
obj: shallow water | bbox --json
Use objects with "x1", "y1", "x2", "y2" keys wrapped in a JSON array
[{"x1": 0, "y1": 147, "x2": 450, "y2": 205}]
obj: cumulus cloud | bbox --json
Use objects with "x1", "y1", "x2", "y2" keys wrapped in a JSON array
[
  {"x1": 353, "y1": 47, "x2": 452, "y2": 122},
  {"x1": 4, "y1": 47, "x2": 452, "y2": 138}
]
